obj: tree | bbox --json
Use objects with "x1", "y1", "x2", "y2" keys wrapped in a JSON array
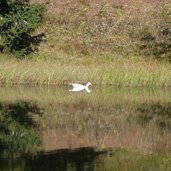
[{"x1": 0, "y1": 0, "x2": 46, "y2": 58}]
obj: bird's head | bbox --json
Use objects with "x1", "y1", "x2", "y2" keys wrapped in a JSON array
[{"x1": 87, "y1": 82, "x2": 92, "y2": 87}]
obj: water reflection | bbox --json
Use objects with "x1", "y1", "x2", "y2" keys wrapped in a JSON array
[
  {"x1": 1, "y1": 147, "x2": 170, "y2": 171},
  {"x1": 69, "y1": 82, "x2": 92, "y2": 93},
  {"x1": 29, "y1": 147, "x2": 105, "y2": 171},
  {"x1": 137, "y1": 103, "x2": 171, "y2": 129},
  {"x1": 0, "y1": 101, "x2": 42, "y2": 158},
  {"x1": 0, "y1": 85, "x2": 171, "y2": 170}
]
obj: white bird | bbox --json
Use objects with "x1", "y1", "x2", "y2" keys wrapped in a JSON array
[{"x1": 69, "y1": 82, "x2": 92, "y2": 93}]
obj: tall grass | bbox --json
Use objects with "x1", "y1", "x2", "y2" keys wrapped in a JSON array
[{"x1": 0, "y1": 57, "x2": 171, "y2": 86}]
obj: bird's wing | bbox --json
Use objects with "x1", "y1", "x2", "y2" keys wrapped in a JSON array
[{"x1": 72, "y1": 83, "x2": 84, "y2": 88}]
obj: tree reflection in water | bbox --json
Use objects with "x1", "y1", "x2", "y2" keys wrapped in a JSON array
[{"x1": 0, "y1": 101, "x2": 42, "y2": 158}]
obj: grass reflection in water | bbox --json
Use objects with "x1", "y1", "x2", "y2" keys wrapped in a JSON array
[{"x1": 0, "y1": 86, "x2": 171, "y2": 170}]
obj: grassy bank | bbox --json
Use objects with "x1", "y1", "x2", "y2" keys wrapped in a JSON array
[
  {"x1": 0, "y1": 56, "x2": 171, "y2": 86},
  {"x1": 1, "y1": 0, "x2": 171, "y2": 86}
]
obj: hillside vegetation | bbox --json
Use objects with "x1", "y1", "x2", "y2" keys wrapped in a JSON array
[
  {"x1": 1, "y1": 0, "x2": 171, "y2": 86},
  {"x1": 38, "y1": 0, "x2": 171, "y2": 61}
]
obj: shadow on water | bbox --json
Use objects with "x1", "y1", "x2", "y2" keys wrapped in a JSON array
[
  {"x1": 0, "y1": 147, "x2": 104, "y2": 171},
  {"x1": 28, "y1": 147, "x2": 107, "y2": 171},
  {"x1": 1, "y1": 146, "x2": 169, "y2": 171}
]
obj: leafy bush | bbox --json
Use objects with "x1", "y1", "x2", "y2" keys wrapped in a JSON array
[{"x1": 0, "y1": 0, "x2": 46, "y2": 58}]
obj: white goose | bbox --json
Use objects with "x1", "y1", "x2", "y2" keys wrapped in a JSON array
[{"x1": 69, "y1": 82, "x2": 92, "y2": 93}]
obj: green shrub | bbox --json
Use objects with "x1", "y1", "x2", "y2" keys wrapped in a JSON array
[{"x1": 0, "y1": 0, "x2": 46, "y2": 58}]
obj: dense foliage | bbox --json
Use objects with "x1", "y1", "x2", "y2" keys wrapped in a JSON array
[{"x1": 0, "y1": 0, "x2": 46, "y2": 57}]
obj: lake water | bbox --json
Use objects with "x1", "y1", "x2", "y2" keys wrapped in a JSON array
[{"x1": 0, "y1": 85, "x2": 171, "y2": 171}]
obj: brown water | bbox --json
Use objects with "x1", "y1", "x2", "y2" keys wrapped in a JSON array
[{"x1": 0, "y1": 85, "x2": 171, "y2": 171}]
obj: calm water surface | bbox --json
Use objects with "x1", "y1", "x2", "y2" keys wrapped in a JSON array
[{"x1": 0, "y1": 85, "x2": 171, "y2": 171}]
